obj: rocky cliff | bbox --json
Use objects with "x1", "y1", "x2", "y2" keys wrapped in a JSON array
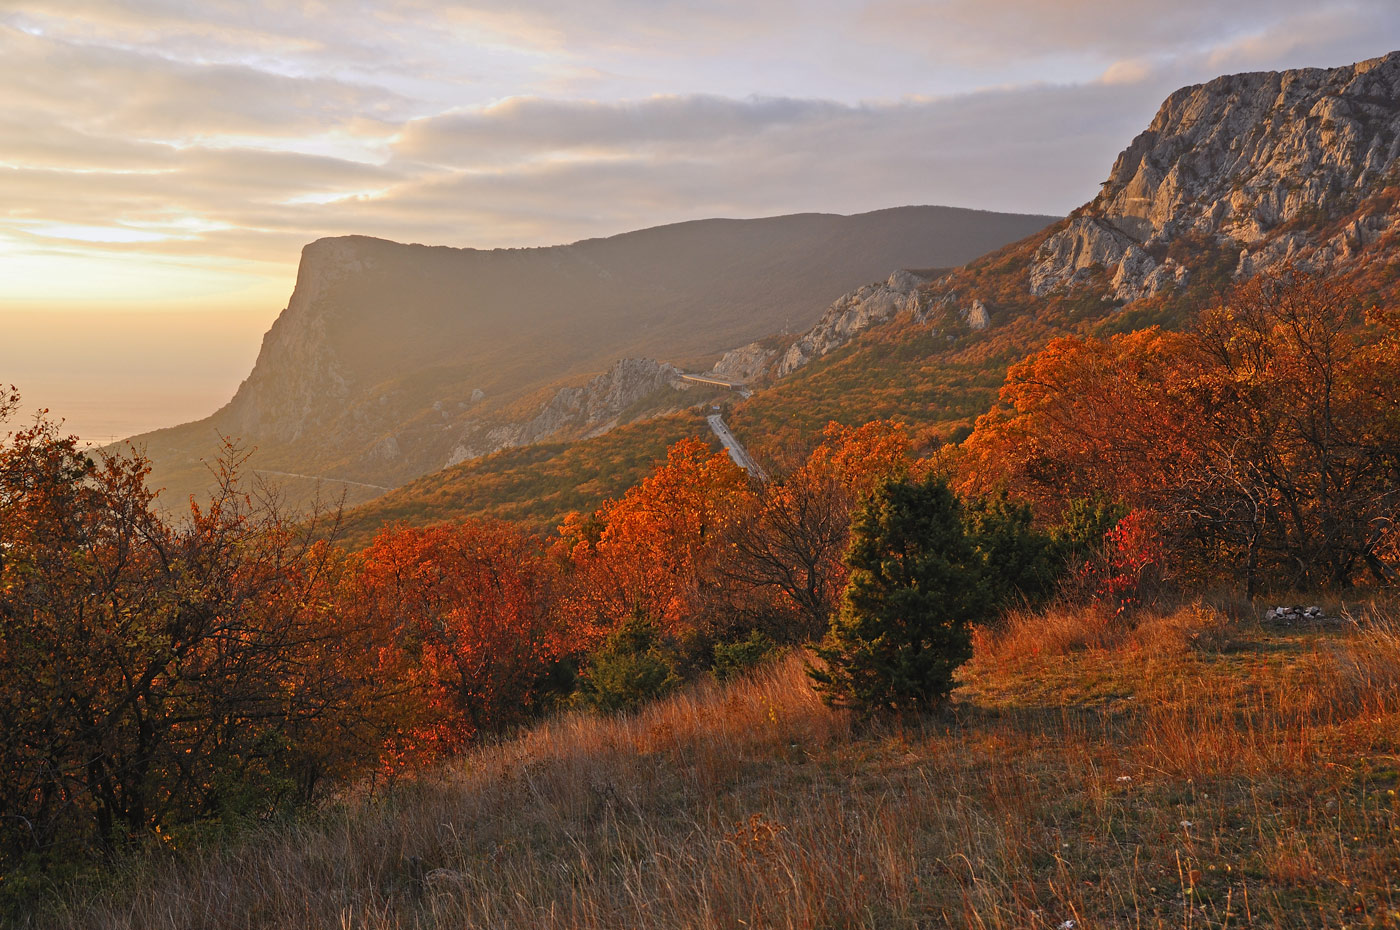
[
  {"x1": 732, "y1": 50, "x2": 1400, "y2": 389},
  {"x1": 1031, "y1": 50, "x2": 1400, "y2": 302},
  {"x1": 773, "y1": 270, "x2": 933, "y2": 376},
  {"x1": 446, "y1": 358, "x2": 686, "y2": 465},
  {"x1": 220, "y1": 237, "x2": 361, "y2": 443}
]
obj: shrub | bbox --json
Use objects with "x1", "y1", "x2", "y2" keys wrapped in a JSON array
[
  {"x1": 1050, "y1": 496, "x2": 1129, "y2": 566},
  {"x1": 573, "y1": 611, "x2": 681, "y2": 713},
  {"x1": 1065, "y1": 509, "x2": 1166, "y2": 615},
  {"x1": 963, "y1": 492, "x2": 1059, "y2": 610},
  {"x1": 711, "y1": 631, "x2": 781, "y2": 681}
]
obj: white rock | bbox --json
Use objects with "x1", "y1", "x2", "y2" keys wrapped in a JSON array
[
  {"x1": 708, "y1": 342, "x2": 775, "y2": 382},
  {"x1": 964, "y1": 298, "x2": 991, "y2": 331},
  {"x1": 774, "y1": 270, "x2": 928, "y2": 377}
]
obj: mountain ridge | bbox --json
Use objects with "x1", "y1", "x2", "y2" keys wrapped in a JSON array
[
  {"x1": 714, "y1": 50, "x2": 1400, "y2": 391},
  {"x1": 127, "y1": 205, "x2": 1056, "y2": 509}
]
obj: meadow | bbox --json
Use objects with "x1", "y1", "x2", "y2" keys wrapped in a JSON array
[{"x1": 34, "y1": 597, "x2": 1400, "y2": 929}]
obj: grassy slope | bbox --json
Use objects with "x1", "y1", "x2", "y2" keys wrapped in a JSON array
[
  {"x1": 334, "y1": 411, "x2": 720, "y2": 548},
  {"x1": 43, "y1": 599, "x2": 1400, "y2": 929}
]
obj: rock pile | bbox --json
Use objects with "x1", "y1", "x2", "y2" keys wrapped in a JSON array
[{"x1": 1263, "y1": 605, "x2": 1329, "y2": 625}]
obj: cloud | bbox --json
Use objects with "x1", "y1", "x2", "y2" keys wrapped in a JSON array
[
  {"x1": 396, "y1": 95, "x2": 849, "y2": 165},
  {"x1": 0, "y1": 26, "x2": 414, "y2": 143},
  {"x1": 857, "y1": 0, "x2": 1387, "y2": 64},
  {"x1": 376, "y1": 81, "x2": 1153, "y2": 247},
  {"x1": 1, "y1": 0, "x2": 1398, "y2": 313}
]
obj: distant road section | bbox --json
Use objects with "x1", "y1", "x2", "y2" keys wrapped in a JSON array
[
  {"x1": 707, "y1": 414, "x2": 766, "y2": 480},
  {"x1": 252, "y1": 469, "x2": 395, "y2": 492},
  {"x1": 681, "y1": 373, "x2": 753, "y2": 399}
]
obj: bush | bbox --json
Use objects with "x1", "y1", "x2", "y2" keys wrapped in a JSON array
[
  {"x1": 711, "y1": 631, "x2": 781, "y2": 681},
  {"x1": 1050, "y1": 496, "x2": 1129, "y2": 566},
  {"x1": 963, "y1": 493, "x2": 1059, "y2": 610},
  {"x1": 572, "y1": 611, "x2": 681, "y2": 713},
  {"x1": 810, "y1": 475, "x2": 986, "y2": 717},
  {"x1": 1073, "y1": 509, "x2": 1166, "y2": 616}
]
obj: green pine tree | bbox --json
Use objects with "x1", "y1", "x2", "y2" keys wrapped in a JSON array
[{"x1": 810, "y1": 474, "x2": 985, "y2": 717}]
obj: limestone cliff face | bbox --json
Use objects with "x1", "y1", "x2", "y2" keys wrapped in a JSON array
[
  {"x1": 220, "y1": 238, "x2": 362, "y2": 442},
  {"x1": 1029, "y1": 217, "x2": 1188, "y2": 301},
  {"x1": 1032, "y1": 50, "x2": 1400, "y2": 301},
  {"x1": 774, "y1": 270, "x2": 931, "y2": 376},
  {"x1": 446, "y1": 358, "x2": 684, "y2": 466}
]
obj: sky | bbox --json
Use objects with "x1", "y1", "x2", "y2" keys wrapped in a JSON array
[{"x1": 3, "y1": 0, "x2": 1399, "y2": 441}]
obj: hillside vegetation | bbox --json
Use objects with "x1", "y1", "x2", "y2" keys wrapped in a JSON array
[
  {"x1": 334, "y1": 411, "x2": 717, "y2": 548},
  {"x1": 35, "y1": 601, "x2": 1400, "y2": 929}
]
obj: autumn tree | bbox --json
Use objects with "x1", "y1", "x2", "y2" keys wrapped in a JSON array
[
  {"x1": 348, "y1": 521, "x2": 568, "y2": 760},
  {"x1": 956, "y1": 326, "x2": 1194, "y2": 512},
  {"x1": 959, "y1": 269, "x2": 1400, "y2": 592},
  {"x1": 1187, "y1": 271, "x2": 1400, "y2": 587},
  {"x1": 557, "y1": 437, "x2": 751, "y2": 643},
  {"x1": 722, "y1": 420, "x2": 913, "y2": 640},
  {"x1": 0, "y1": 413, "x2": 387, "y2": 890}
]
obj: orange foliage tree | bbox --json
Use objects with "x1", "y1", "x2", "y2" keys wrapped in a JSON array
[
  {"x1": 348, "y1": 521, "x2": 569, "y2": 761},
  {"x1": 959, "y1": 270, "x2": 1400, "y2": 591},
  {"x1": 722, "y1": 420, "x2": 915, "y2": 639},
  {"x1": 556, "y1": 438, "x2": 751, "y2": 642}
]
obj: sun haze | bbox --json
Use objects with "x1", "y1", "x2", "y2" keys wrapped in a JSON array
[{"x1": 2, "y1": 1, "x2": 1399, "y2": 439}]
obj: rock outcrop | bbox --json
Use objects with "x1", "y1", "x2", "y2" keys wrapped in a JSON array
[
  {"x1": 447, "y1": 358, "x2": 683, "y2": 466},
  {"x1": 221, "y1": 238, "x2": 361, "y2": 442},
  {"x1": 708, "y1": 343, "x2": 776, "y2": 383},
  {"x1": 1029, "y1": 217, "x2": 1188, "y2": 301},
  {"x1": 963, "y1": 298, "x2": 991, "y2": 331},
  {"x1": 1031, "y1": 51, "x2": 1400, "y2": 301},
  {"x1": 775, "y1": 270, "x2": 930, "y2": 376},
  {"x1": 737, "y1": 52, "x2": 1400, "y2": 394}
]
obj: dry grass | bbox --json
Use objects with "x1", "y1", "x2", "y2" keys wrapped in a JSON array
[{"x1": 30, "y1": 601, "x2": 1400, "y2": 929}]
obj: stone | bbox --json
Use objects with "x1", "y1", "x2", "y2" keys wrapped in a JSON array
[
  {"x1": 708, "y1": 342, "x2": 775, "y2": 382},
  {"x1": 1029, "y1": 217, "x2": 1139, "y2": 297},
  {"x1": 1030, "y1": 51, "x2": 1400, "y2": 303},
  {"x1": 964, "y1": 298, "x2": 991, "y2": 331},
  {"x1": 446, "y1": 357, "x2": 682, "y2": 466}
]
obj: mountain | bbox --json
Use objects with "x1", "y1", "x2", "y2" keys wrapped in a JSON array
[
  {"x1": 1032, "y1": 49, "x2": 1400, "y2": 299},
  {"x1": 720, "y1": 51, "x2": 1400, "y2": 393},
  {"x1": 127, "y1": 206, "x2": 1055, "y2": 509},
  {"x1": 334, "y1": 50, "x2": 1400, "y2": 542}
]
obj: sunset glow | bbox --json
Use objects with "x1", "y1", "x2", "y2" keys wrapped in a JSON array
[{"x1": 3, "y1": 1, "x2": 1399, "y2": 440}]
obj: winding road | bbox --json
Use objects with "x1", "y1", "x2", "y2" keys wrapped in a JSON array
[
  {"x1": 707, "y1": 413, "x2": 766, "y2": 480},
  {"x1": 251, "y1": 469, "x2": 395, "y2": 492}
]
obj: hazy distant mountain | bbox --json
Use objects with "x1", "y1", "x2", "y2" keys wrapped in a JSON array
[{"x1": 128, "y1": 206, "x2": 1055, "y2": 507}]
